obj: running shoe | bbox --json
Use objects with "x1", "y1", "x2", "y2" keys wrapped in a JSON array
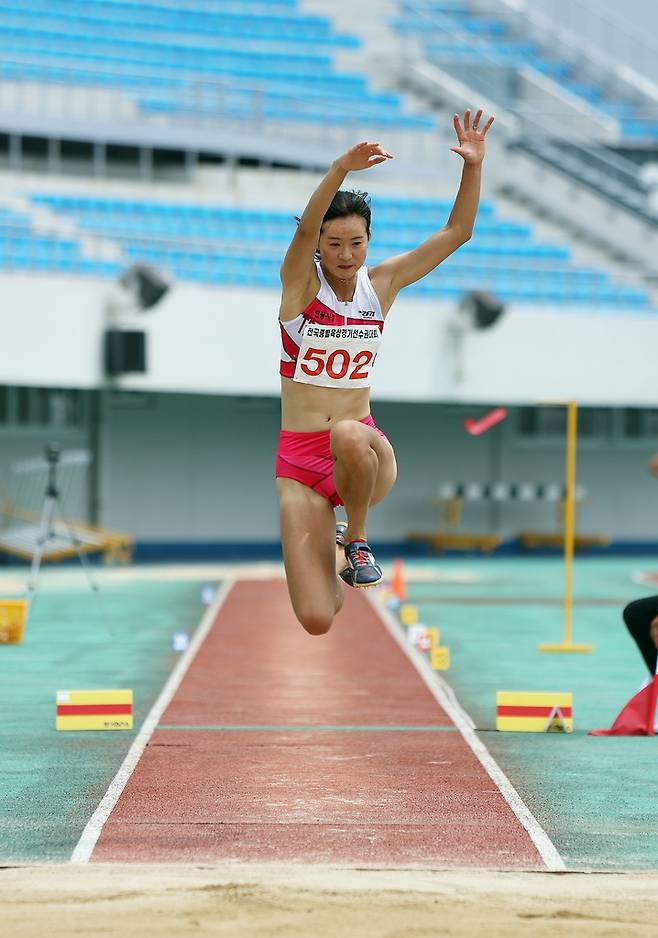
[
  {"x1": 339, "y1": 566, "x2": 355, "y2": 587},
  {"x1": 335, "y1": 520, "x2": 348, "y2": 547},
  {"x1": 335, "y1": 522, "x2": 354, "y2": 586},
  {"x1": 344, "y1": 539, "x2": 383, "y2": 589}
]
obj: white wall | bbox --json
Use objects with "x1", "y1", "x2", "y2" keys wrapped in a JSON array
[
  {"x1": 99, "y1": 392, "x2": 281, "y2": 541},
  {"x1": 95, "y1": 394, "x2": 658, "y2": 543},
  {"x1": 0, "y1": 275, "x2": 105, "y2": 389},
  {"x1": 2, "y1": 391, "x2": 657, "y2": 544},
  {"x1": 1, "y1": 274, "x2": 658, "y2": 406},
  {"x1": 2, "y1": 271, "x2": 658, "y2": 548}
]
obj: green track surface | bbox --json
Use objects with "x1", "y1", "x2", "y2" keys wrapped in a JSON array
[
  {"x1": 2, "y1": 558, "x2": 658, "y2": 870},
  {"x1": 407, "y1": 556, "x2": 658, "y2": 871},
  {"x1": 0, "y1": 573, "x2": 212, "y2": 863}
]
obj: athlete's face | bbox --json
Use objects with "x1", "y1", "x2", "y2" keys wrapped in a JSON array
[{"x1": 318, "y1": 216, "x2": 369, "y2": 279}]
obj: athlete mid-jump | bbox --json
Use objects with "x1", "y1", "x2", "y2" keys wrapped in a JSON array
[{"x1": 276, "y1": 108, "x2": 494, "y2": 635}]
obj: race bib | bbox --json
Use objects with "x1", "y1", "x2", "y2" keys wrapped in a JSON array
[{"x1": 293, "y1": 324, "x2": 382, "y2": 389}]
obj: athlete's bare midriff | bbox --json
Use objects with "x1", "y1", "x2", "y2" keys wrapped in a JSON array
[
  {"x1": 280, "y1": 377, "x2": 370, "y2": 432},
  {"x1": 279, "y1": 264, "x2": 391, "y2": 432}
]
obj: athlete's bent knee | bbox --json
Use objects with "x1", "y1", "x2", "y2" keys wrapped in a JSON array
[
  {"x1": 293, "y1": 598, "x2": 335, "y2": 635},
  {"x1": 331, "y1": 421, "x2": 371, "y2": 464},
  {"x1": 298, "y1": 611, "x2": 333, "y2": 636}
]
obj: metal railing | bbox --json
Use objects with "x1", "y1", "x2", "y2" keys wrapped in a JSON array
[
  {"x1": 397, "y1": 2, "x2": 658, "y2": 225},
  {"x1": 0, "y1": 52, "x2": 442, "y2": 173},
  {"x1": 399, "y1": 0, "x2": 658, "y2": 117},
  {"x1": 485, "y1": 0, "x2": 658, "y2": 91}
]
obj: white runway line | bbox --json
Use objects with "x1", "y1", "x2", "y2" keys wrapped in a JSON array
[
  {"x1": 630, "y1": 570, "x2": 658, "y2": 587},
  {"x1": 0, "y1": 562, "x2": 283, "y2": 591},
  {"x1": 70, "y1": 578, "x2": 235, "y2": 864},
  {"x1": 0, "y1": 561, "x2": 487, "y2": 593},
  {"x1": 366, "y1": 593, "x2": 566, "y2": 872}
]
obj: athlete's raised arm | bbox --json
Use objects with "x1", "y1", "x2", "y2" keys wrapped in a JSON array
[
  {"x1": 279, "y1": 141, "x2": 392, "y2": 294},
  {"x1": 371, "y1": 109, "x2": 494, "y2": 304}
]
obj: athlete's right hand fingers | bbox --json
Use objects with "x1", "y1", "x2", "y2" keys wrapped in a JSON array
[
  {"x1": 352, "y1": 142, "x2": 391, "y2": 155},
  {"x1": 337, "y1": 142, "x2": 393, "y2": 171}
]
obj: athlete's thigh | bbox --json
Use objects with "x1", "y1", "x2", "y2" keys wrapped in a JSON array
[
  {"x1": 277, "y1": 477, "x2": 339, "y2": 618},
  {"x1": 365, "y1": 427, "x2": 398, "y2": 507}
]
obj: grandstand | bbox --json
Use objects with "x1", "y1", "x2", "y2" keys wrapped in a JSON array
[
  {"x1": 0, "y1": 0, "x2": 657, "y2": 552},
  {"x1": 10, "y1": 189, "x2": 649, "y2": 306},
  {"x1": 0, "y1": 0, "x2": 439, "y2": 173},
  {"x1": 392, "y1": 0, "x2": 658, "y2": 142}
]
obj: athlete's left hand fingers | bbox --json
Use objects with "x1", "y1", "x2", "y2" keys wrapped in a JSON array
[{"x1": 480, "y1": 114, "x2": 495, "y2": 136}]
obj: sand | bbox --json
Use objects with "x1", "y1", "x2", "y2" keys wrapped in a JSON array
[{"x1": 3, "y1": 864, "x2": 658, "y2": 937}]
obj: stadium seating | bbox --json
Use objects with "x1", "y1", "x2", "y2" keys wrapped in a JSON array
[
  {"x1": 0, "y1": 0, "x2": 434, "y2": 130},
  {"x1": 12, "y1": 192, "x2": 650, "y2": 309},
  {"x1": 392, "y1": 0, "x2": 658, "y2": 142},
  {"x1": 0, "y1": 207, "x2": 120, "y2": 276}
]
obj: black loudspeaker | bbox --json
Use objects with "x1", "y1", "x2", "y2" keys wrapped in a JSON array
[
  {"x1": 460, "y1": 291, "x2": 506, "y2": 330},
  {"x1": 119, "y1": 263, "x2": 170, "y2": 311},
  {"x1": 104, "y1": 329, "x2": 147, "y2": 375}
]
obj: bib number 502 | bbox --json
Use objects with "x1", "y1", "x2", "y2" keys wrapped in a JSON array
[{"x1": 300, "y1": 347, "x2": 374, "y2": 381}]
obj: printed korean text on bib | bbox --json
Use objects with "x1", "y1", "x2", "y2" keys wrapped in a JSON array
[{"x1": 293, "y1": 323, "x2": 381, "y2": 389}]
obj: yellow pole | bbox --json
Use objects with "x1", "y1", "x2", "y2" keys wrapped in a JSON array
[
  {"x1": 563, "y1": 399, "x2": 576, "y2": 645},
  {"x1": 539, "y1": 400, "x2": 593, "y2": 653}
]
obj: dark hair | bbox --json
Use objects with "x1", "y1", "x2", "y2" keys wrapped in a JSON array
[
  {"x1": 321, "y1": 189, "x2": 371, "y2": 238},
  {"x1": 295, "y1": 189, "x2": 372, "y2": 260}
]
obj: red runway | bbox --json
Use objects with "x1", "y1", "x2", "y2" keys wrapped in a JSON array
[{"x1": 92, "y1": 580, "x2": 545, "y2": 867}]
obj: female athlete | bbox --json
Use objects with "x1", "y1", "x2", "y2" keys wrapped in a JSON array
[{"x1": 276, "y1": 108, "x2": 494, "y2": 635}]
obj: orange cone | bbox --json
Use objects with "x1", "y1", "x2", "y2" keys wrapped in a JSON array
[{"x1": 390, "y1": 559, "x2": 407, "y2": 603}]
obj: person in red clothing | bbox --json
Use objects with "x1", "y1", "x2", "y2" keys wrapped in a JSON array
[{"x1": 276, "y1": 108, "x2": 494, "y2": 635}]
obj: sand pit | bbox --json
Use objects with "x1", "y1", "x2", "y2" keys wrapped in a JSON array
[{"x1": 3, "y1": 864, "x2": 658, "y2": 937}]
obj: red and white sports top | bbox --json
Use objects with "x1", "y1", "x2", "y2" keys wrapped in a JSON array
[{"x1": 280, "y1": 262, "x2": 384, "y2": 389}]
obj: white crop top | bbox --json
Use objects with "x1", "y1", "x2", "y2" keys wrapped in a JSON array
[{"x1": 280, "y1": 262, "x2": 384, "y2": 389}]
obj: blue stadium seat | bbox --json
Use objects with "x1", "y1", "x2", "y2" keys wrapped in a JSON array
[
  {"x1": 18, "y1": 190, "x2": 651, "y2": 310},
  {"x1": 0, "y1": 0, "x2": 451, "y2": 132}
]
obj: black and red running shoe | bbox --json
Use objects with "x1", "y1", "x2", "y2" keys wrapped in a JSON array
[
  {"x1": 343, "y1": 539, "x2": 383, "y2": 589},
  {"x1": 335, "y1": 520, "x2": 348, "y2": 547},
  {"x1": 335, "y1": 522, "x2": 354, "y2": 586}
]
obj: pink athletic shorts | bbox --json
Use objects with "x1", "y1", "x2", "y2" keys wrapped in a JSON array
[{"x1": 275, "y1": 414, "x2": 388, "y2": 508}]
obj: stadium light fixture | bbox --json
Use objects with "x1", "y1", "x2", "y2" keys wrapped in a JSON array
[
  {"x1": 103, "y1": 263, "x2": 172, "y2": 376},
  {"x1": 447, "y1": 290, "x2": 506, "y2": 383}
]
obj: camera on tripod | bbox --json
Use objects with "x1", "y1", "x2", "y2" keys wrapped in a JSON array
[{"x1": 45, "y1": 443, "x2": 61, "y2": 465}]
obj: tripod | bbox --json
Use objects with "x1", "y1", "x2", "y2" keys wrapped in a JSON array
[{"x1": 27, "y1": 443, "x2": 99, "y2": 597}]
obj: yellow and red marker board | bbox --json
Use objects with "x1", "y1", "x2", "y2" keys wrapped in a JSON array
[
  {"x1": 496, "y1": 691, "x2": 573, "y2": 733},
  {"x1": 430, "y1": 646, "x2": 450, "y2": 671},
  {"x1": 55, "y1": 689, "x2": 133, "y2": 731}
]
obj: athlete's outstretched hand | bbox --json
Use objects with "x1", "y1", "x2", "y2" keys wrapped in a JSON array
[
  {"x1": 450, "y1": 108, "x2": 494, "y2": 165},
  {"x1": 336, "y1": 141, "x2": 393, "y2": 173}
]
